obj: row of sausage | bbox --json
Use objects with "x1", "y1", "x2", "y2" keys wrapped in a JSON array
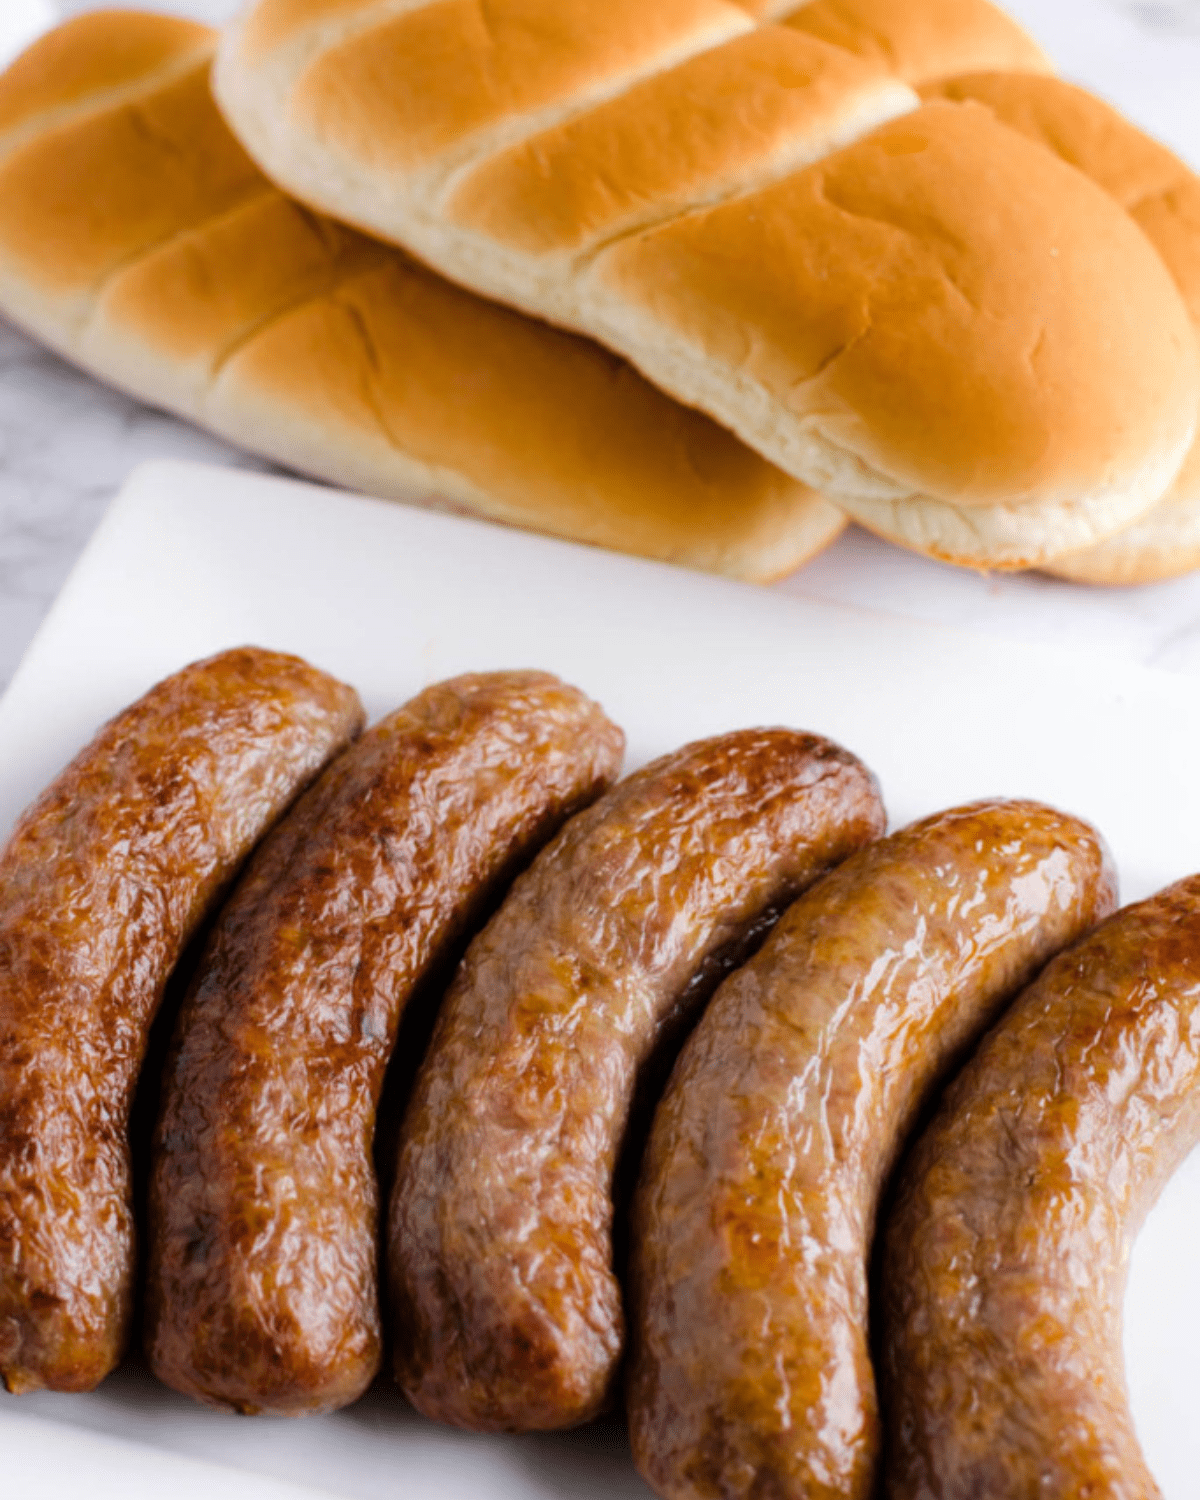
[{"x1": 0, "y1": 646, "x2": 1195, "y2": 1500}]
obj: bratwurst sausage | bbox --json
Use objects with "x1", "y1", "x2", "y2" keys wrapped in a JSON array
[
  {"x1": 145, "y1": 671, "x2": 623, "y2": 1416},
  {"x1": 627, "y1": 800, "x2": 1117, "y2": 1500},
  {"x1": 0, "y1": 647, "x2": 364, "y2": 1394},
  {"x1": 391, "y1": 728, "x2": 885, "y2": 1432},
  {"x1": 880, "y1": 874, "x2": 1200, "y2": 1500}
]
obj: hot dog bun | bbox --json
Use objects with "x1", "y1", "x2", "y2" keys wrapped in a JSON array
[
  {"x1": 923, "y1": 70, "x2": 1200, "y2": 584},
  {"x1": 0, "y1": 12, "x2": 842, "y2": 585},
  {"x1": 214, "y1": 0, "x2": 1199, "y2": 569}
]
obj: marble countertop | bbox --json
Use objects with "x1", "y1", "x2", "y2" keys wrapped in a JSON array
[{"x1": 2, "y1": 0, "x2": 1200, "y2": 693}]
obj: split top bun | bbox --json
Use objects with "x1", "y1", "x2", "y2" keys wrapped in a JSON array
[
  {"x1": 0, "y1": 11, "x2": 843, "y2": 584},
  {"x1": 215, "y1": 0, "x2": 1199, "y2": 568}
]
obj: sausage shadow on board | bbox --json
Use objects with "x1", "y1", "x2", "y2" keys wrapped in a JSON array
[
  {"x1": 501, "y1": 1413, "x2": 647, "y2": 1497},
  {"x1": 336, "y1": 1377, "x2": 645, "y2": 1496}
]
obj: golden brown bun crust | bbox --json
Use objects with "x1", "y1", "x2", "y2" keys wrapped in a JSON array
[
  {"x1": 591, "y1": 102, "x2": 1197, "y2": 530},
  {"x1": 445, "y1": 27, "x2": 910, "y2": 260},
  {"x1": 217, "y1": 259, "x2": 845, "y2": 581},
  {"x1": 924, "y1": 72, "x2": 1200, "y2": 583},
  {"x1": 292, "y1": 0, "x2": 750, "y2": 175},
  {"x1": 783, "y1": 0, "x2": 1050, "y2": 85},
  {"x1": 0, "y1": 9, "x2": 210, "y2": 142},
  {"x1": 0, "y1": 13, "x2": 838, "y2": 584},
  {"x1": 922, "y1": 72, "x2": 1200, "y2": 322},
  {"x1": 0, "y1": 62, "x2": 265, "y2": 299}
]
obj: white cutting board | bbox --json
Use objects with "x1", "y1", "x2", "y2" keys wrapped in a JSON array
[{"x1": 0, "y1": 460, "x2": 1197, "y2": 1498}]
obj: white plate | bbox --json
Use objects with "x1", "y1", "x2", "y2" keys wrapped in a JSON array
[{"x1": 1, "y1": 459, "x2": 1198, "y2": 1499}]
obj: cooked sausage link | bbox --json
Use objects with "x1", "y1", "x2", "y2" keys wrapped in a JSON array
[
  {"x1": 145, "y1": 671, "x2": 623, "y2": 1416},
  {"x1": 880, "y1": 874, "x2": 1200, "y2": 1500},
  {"x1": 0, "y1": 647, "x2": 364, "y2": 1394},
  {"x1": 391, "y1": 728, "x2": 885, "y2": 1433},
  {"x1": 627, "y1": 800, "x2": 1117, "y2": 1500}
]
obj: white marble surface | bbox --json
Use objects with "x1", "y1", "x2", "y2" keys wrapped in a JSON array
[{"x1": 1, "y1": 0, "x2": 1200, "y2": 693}]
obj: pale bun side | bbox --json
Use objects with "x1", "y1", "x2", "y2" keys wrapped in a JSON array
[
  {"x1": 583, "y1": 101, "x2": 1199, "y2": 567},
  {"x1": 0, "y1": 15, "x2": 841, "y2": 585},
  {"x1": 828, "y1": 444, "x2": 1193, "y2": 571},
  {"x1": 1044, "y1": 444, "x2": 1200, "y2": 585},
  {"x1": 923, "y1": 72, "x2": 1200, "y2": 583}
]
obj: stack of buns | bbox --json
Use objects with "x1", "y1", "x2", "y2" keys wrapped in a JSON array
[{"x1": 0, "y1": 0, "x2": 1198, "y2": 585}]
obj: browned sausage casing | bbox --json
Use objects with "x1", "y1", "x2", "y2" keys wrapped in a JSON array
[
  {"x1": 627, "y1": 800, "x2": 1117, "y2": 1500},
  {"x1": 390, "y1": 728, "x2": 885, "y2": 1432},
  {"x1": 880, "y1": 874, "x2": 1200, "y2": 1500},
  {"x1": 145, "y1": 671, "x2": 623, "y2": 1416},
  {"x1": 0, "y1": 648, "x2": 364, "y2": 1395}
]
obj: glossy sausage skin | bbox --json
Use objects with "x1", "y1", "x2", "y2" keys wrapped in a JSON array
[
  {"x1": 391, "y1": 728, "x2": 885, "y2": 1432},
  {"x1": 880, "y1": 874, "x2": 1200, "y2": 1500},
  {"x1": 0, "y1": 648, "x2": 364, "y2": 1394},
  {"x1": 145, "y1": 671, "x2": 624, "y2": 1416},
  {"x1": 627, "y1": 801, "x2": 1118, "y2": 1500}
]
